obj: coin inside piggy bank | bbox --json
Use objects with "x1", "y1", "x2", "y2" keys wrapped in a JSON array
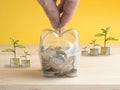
[{"x1": 40, "y1": 29, "x2": 80, "y2": 77}]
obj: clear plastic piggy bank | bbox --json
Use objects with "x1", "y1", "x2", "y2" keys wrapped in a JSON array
[{"x1": 40, "y1": 28, "x2": 80, "y2": 77}]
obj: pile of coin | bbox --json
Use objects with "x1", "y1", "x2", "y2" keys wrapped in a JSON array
[{"x1": 41, "y1": 46, "x2": 78, "y2": 77}]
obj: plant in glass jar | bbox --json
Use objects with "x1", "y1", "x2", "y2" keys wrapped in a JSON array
[
  {"x1": 20, "y1": 51, "x2": 31, "y2": 67},
  {"x1": 95, "y1": 27, "x2": 118, "y2": 55},
  {"x1": 89, "y1": 39, "x2": 99, "y2": 56},
  {"x1": 81, "y1": 46, "x2": 88, "y2": 56},
  {"x1": 2, "y1": 38, "x2": 25, "y2": 67}
]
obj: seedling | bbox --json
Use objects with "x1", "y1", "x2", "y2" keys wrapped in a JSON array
[
  {"x1": 82, "y1": 46, "x2": 87, "y2": 51},
  {"x1": 95, "y1": 27, "x2": 118, "y2": 47},
  {"x1": 20, "y1": 51, "x2": 31, "y2": 67},
  {"x1": 1, "y1": 38, "x2": 25, "y2": 67},
  {"x1": 81, "y1": 46, "x2": 88, "y2": 56},
  {"x1": 89, "y1": 39, "x2": 99, "y2": 48},
  {"x1": 95, "y1": 27, "x2": 118, "y2": 55},
  {"x1": 20, "y1": 51, "x2": 31, "y2": 60},
  {"x1": 2, "y1": 38, "x2": 25, "y2": 58},
  {"x1": 89, "y1": 39, "x2": 99, "y2": 56}
]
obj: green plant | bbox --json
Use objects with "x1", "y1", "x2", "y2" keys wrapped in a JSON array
[
  {"x1": 89, "y1": 39, "x2": 99, "y2": 48},
  {"x1": 82, "y1": 46, "x2": 87, "y2": 51},
  {"x1": 95, "y1": 27, "x2": 118, "y2": 47},
  {"x1": 2, "y1": 38, "x2": 25, "y2": 58},
  {"x1": 20, "y1": 51, "x2": 31, "y2": 60}
]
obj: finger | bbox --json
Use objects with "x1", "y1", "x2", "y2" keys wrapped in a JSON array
[
  {"x1": 54, "y1": 0, "x2": 57, "y2": 3},
  {"x1": 37, "y1": 0, "x2": 60, "y2": 29},
  {"x1": 60, "y1": 0, "x2": 80, "y2": 28},
  {"x1": 58, "y1": 0, "x2": 65, "y2": 13}
]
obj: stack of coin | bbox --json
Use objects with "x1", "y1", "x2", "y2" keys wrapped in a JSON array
[{"x1": 41, "y1": 46, "x2": 78, "y2": 77}]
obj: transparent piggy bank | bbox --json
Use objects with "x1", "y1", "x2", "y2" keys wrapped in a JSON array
[{"x1": 40, "y1": 29, "x2": 80, "y2": 77}]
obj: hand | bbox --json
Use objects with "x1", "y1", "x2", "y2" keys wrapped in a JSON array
[{"x1": 37, "y1": 0, "x2": 80, "y2": 29}]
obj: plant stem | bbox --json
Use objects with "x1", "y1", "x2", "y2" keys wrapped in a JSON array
[
  {"x1": 25, "y1": 53, "x2": 27, "y2": 60},
  {"x1": 13, "y1": 43, "x2": 16, "y2": 58},
  {"x1": 104, "y1": 32, "x2": 107, "y2": 47},
  {"x1": 93, "y1": 42, "x2": 95, "y2": 48},
  {"x1": 25, "y1": 56, "x2": 27, "y2": 60}
]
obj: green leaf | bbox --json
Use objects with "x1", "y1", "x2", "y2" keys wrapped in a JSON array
[
  {"x1": 89, "y1": 39, "x2": 96, "y2": 44},
  {"x1": 106, "y1": 37, "x2": 118, "y2": 41},
  {"x1": 10, "y1": 38, "x2": 15, "y2": 44},
  {"x1": 92, "y1": 39, "x2": 96, "y2": 43},
  {"x1": 27, "y1": 54, "x2": 31, "y2": 56},
  {"x1": 20, "y1": 56, "x2": 26, "y2": 58},
  {"x1": 83, "y1": 46, "x2": 87, "y2": 49},
  {"x1": 16, "y1": 45, "x2": 25, "y2": 48},
  {"x1": 14, "y1": 40, "x2": 19, "y2": 44},
  {"x1": 105, "y1": 27, "x2": 110, "y2": 33},
  {"x1": 100, "y1": 27, "x2": 110, "y2": 34},
  {"x1": 2, "y1": 48, "x2": 14, "y2": 53},
  {"x1": 101, "y1": 29, "x2": 106, "y2": 33},
  {"x1": 25, "y1": 51, "x2": 28, "y2": 55},
  {"x1": 24, "y1": 51, "x2": 30, "y2": 56},
  {"x1": 95, "y1": 33, "x2": 104, "y2": 37},
  {"x1": 89, "y1": 42, "x2": 93, "y2": 44},
  {"x1": 24, "y1": 51, "x2": 27, "y2": 54},
  {"x1": 94, "y1": 44, "x2": 99, "y2": 46}
]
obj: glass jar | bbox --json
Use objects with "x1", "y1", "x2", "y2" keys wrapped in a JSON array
[{"x1": 40, "y1": 28, "x2": 80, "y2": 77}]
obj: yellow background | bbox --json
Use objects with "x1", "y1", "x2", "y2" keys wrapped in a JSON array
[{"x1": 0, "y1": 0, "x2": 120, "y2": 44}]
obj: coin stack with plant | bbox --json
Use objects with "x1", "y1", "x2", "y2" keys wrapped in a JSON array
[
  {"x1": 20, "y1": 51, "x2": 31, "y2": 67},
  {"x1": 2, "y1": 38, "x2": 25, "y2": 67},
  {"x1": 89, "y1": 39, "x2": 99, "y2": 56},
  {"x1": 95, "y1": 27, "x2": 118, "y2": 55},
  {"x1": 81, "y1": 46, "x2": 88, "y2": 56}
]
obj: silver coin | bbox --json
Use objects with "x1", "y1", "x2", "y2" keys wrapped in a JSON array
[
  {"x1": 65, "y1": 69, "x2": 77, "y2": 77},
  {"x1": 41, "y1": 54, "x2": 50, "y2": 63},
  {"x1": 42, "y1": 63, "x2": 51, "y2": 70},
  {"x1": 44, "y1": 71, "x2": 55, "y2": 77},
  {"x1": 65, "y1": 56, "x2": 75, "y2": 65},
  {"x1": 56, "y1": 49, "x2": 67, "y2": 59},
  {"x1": 46, "y1": 46, "x2": 56, "y2": 56},
  {"x1": 60, "y1": 64, "x2": 73, "y2": 74},
  {"x1": 49, "y1": 54, "x2": 65, "y2": 70}
]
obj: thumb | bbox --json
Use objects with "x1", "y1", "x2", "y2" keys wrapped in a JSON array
[{"x1": 60, "y1": 0, "x2": 80, "y2": 28}]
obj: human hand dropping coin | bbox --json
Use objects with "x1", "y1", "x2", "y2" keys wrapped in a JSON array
[{"x1": 37, "y1": 0, "x2": 80, "y2": 29}]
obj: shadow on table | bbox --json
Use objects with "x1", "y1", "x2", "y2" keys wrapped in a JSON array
[
  {"x1": 4, "y1": 64, "x2": 11, "y2": 68},
  {"x1": 3, "y1": 65, "x2": 43, "y2": 79},
  {"x1": 4, "y1": 64, "x2": 32, "y2": 68},
  {"x1": 5, "y1": 69, "x2": 43, "y2": 79},
  {"x1": 2, "y1": 66, "x2": 66, "y2": 80}
]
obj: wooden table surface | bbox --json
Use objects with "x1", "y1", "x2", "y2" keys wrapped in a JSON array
[{"x1": 0, "y1": 44, "x2": 120, "y2": 90}]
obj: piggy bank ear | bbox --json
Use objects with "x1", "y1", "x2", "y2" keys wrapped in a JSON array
[
  {"x1": 61, "y1": 29, "x2": 80, "y2": 47},
  {"x1": 40, "y1": 29, "x2": 59, "y2": 47},
  {"x1": 40, "y1": 29, "x2": 57, "y2": 41}
]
